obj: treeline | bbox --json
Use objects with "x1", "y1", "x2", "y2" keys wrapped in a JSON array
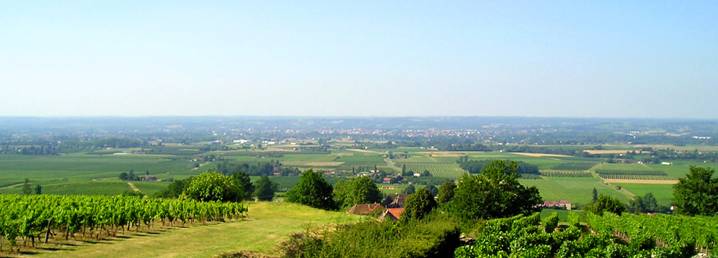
[
  {"x1": 215, "y1": 161, "x2": 300, "y2": 176},
  {"x1": 457, "y1": 157, "x2": 539, "y2": 175}
]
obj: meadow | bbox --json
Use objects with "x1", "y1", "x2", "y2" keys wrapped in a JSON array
[{"x1": 35, "y1": 202, "x2": 364, "y2": 257}]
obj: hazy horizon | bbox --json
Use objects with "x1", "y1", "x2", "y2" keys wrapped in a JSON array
[{"x1": 2, "y1": 1, "x2": 717, "y2": 118}]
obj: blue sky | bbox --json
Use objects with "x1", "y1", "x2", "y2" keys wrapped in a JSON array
[{"x1": 1, "y1": 1, "x2": 716, "y2": 118}]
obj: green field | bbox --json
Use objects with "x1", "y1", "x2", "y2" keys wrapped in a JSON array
[
  {"x1": 35, "y1": 202, "x2": 364, "y2": 257},
  {"x1": 618, "y1": 183, "x2": 675, "y2": 206},
  {"x1": 519, "y1": 177, "x2": 632, "y2": 206}
]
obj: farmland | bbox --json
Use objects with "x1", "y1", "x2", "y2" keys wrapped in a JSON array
[{"x1": 0, "y1": 147, "x2": 710, "y2": 207}]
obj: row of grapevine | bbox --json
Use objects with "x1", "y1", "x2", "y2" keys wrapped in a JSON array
[
  {"x1": 598, "y1": 174, "x2": 673, "y2": 180},
  {"x1": 540, "y1": 170, "x2": 592, "y2": 177},
  {"x1": 455, "y1": 212, "x2": 717, "y2": 257},
  {"x1": 0, "y1": 195, "x2": 247, "y2": 252},
  {"x1": 551, "y1": 162, "x2": 597, "y2": 171},
  {"x1": 596, "y1": 169, "x2": 668, "y2": 176}
]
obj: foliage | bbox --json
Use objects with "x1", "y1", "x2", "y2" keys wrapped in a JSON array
[
  {"x1": 286, "y1": 170, "x2": 336, "y2": 210},
  {"x1": 231, "y1": 172, "x2": 255, "y2": 200},
  {"x1": 402, "y1": 188, "x2": 437, "y2": 221},
  {"x1": 254, "y1": 176, "x2": 278, "y2": 201},
  {"x1": 0, "y1": 194, "x2": 246, "y2": 251},
  {"x1": 156, "y1": 177, "x2": 193, "y2": 198},
  {"x1": 628, "y1": 193, "x2": 659, "y2": 213},
  {"x1": 183, "y1": 172, "x2": 242, "y2": 202},
  {"x1": 281, "y1": 213, "x2": 460, "y2": 258},
  {"x1": 449, "y1": 160, "x2": 542, "y2": 223},
  {"x1": 456, "y1": 212, "x2": 716, "y2": 258},
  {"x1": 403, "y1": 184, "x2": 416, "y2": 195},
  {"x1": 586, "y1": 194, "x2": 626, "y2": 215},
  {"x1": 21, "y1": 178, "x2": 32, "y2": 195},
  {"x1": 436, "y1": 181, "x2": 456, "y2": 204},
  {"x1": 119, "y1": 169, "x2": 141, "y2": 181},
  {"x1": 425, "y1": 184, "x2": 438, "y2": 196},
  {"x1": 673, "y1": 166, "x2": 718, "y2": 216},
  {"x1": 333, "y1": 176, "x2": 382, "y2": 209}
]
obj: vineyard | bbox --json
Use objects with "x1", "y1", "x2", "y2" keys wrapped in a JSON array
[
  {"x1": 540, "y1": 170, "x2": 593, "y2": 177},
  {"x1": 0, "y1": 195, "x2": 247, "y2": 254},
  {"x1": 596, "y1": 169, "x2": 670, "y2": 180},
  {"x1": 550, "y1": 162, "x2": 597, "y2": 171},
  {"x1": 455, "y1": 212, "x2": 717, "y2": 257}
]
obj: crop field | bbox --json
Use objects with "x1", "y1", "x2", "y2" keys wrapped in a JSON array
[
  {"x1": 0, "y1": 154, "x2": 193, "y2": 195},
  {"x1": 539, "y1": 170, "x2": 593, "y2": 177},
  {"x1": 616, "y1": 183, "x2": 675, "y2": 206},
  {"x1": 550, "y1": 162, "x2": 598, "y2": 171},
  {"x1": 519, "y1": 177, "x2": 632, "y2": 206}
]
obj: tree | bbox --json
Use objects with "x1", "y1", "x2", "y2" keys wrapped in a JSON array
[
  {"x1": 22, "y1": 178, "x2": 32, "y2": 195},
  {"x1": 156, "y1": 177, "x2": 193, "y2": 198},
  {"x1": 254, "y1": 176, "x2": 278, "y2": 201},
  {"x1": 436, "y1": 181, "x2": 456, "y2": 204},
  {"x1": 34, "y1": 184, "x2": 42, "y2": 194},
  {"x1": 232, "y1": 172, "x2": 255, "y2": 200},
  {"x1": 287, "y1": 170, "x2": 336, "y2": 210},
  {"x1": 629, "y1": 193, "x2": 659, "y2": 213},
  {"x1": 402, "y1": 188, "x2": 436, "y2": 221},
  {"x1": 403, "y1": 184, "x2": 416, "y2": 195},
  {"x1": 586, "y1": 194, "x2": 626, "y2": 215},
  {"x1": 334, "y1": 176, "x2": 382, "y2": 209},
  {"x1": 425, "y1": 184, "x2": 438, "y2": 196},
  {"x1": 673, "y1": 166, "x2": 718, "y2": 215},
  {"x1": 183, "y1": 172, "x2": 241, "y2": 202},
  {"x1": 449, "y1": 160, "x2": 542, "y2": 222},
  {"x1": 592, "y1": 188, "x2": 598, "y2": 202}
]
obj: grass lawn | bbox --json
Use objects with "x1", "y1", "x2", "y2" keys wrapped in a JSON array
[{"x1": 38, "y1": 202, "x2": 365, "y2": 257}]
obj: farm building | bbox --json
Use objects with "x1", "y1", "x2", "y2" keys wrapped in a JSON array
[
  {"x1": 347, "y1": 203, "x2": 385, "y2": 216},
  {"x1": 541, "y1": 200, "x2": 572, "y2": 210},
  {"x1": 379, "y1": 208, "x2": 405, "y2": 221}
]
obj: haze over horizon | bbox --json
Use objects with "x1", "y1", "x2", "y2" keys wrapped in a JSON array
[{"x1": 1, "y1": 1, "x2": 716, "y2": 118}]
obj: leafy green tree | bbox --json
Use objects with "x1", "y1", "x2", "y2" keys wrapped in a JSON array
[
  {"x1": 403, "y1": 184, "x2": 416, "y2": 195},
  {"x1": 402, "y1": 188, "x2": 437, "y2": 221},
  {"x1": 449, "y1": 160, "x2": 542, "y2": 222},
  {"x1": 334, "y1": 176, "x2": 382, "y2": 209},
  {"x1": 673, "y1": 166, "x2": 718, "y2": 216},
  {"x1": 183, "y1": 172, "x2": 241, "y2": 202},
  {"x1": 34, "y1": 184, "x2": 42, "y2": 194},
  {"x1": 254, "y1": 176, "x2": 278, "y2": 201},
  {"x1": 436, "y1": 181, "x2": 456, "y2": 204},
  {"x1": 156, "y1": 177, "x2": 193, "y2": 198},
  {"x1": 287, "y1": 170, "x2": 336, "y2": 210},
  {"x1": 22, "y1": 178, "x2": 32, "y2": 195},
  {"x1": 232, "y1": 172, "x2": 254, "y2": 200},
  {"x1": 425, "y1": 184, "x2": 438, "y2": 196},
  {"x1": 592, "y1": 188, "x2": 598, "y2": 202},
  {"x1": 629, "y1": 193, "x2": 659, "y2": 213},
  {"x1": 586, "y1": 194, "x2": 626, "y2": 215}
]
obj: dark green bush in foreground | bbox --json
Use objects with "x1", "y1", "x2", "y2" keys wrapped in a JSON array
[{"x1": 281, "y1": 213, "x2": 460, "y2": 258}]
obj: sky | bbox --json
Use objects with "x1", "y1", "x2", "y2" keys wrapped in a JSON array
[{"x1": 1, "y1": 1, "x2": 716, "y2": 118}]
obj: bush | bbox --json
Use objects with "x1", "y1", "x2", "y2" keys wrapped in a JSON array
[
  {"x1": 402, "y1": 188, "x2": 436, "y2": 221},
  {"x1": 281, "y1": 213, "x2": 460, "y2": 258},
  {"x1": 449, "y1": 160, "x2": 542, "y2": 223},
  {"x1": 183, "y1": 172, "x2": 241, "y2": 202},
  {"x1": 333, "y1": 176, "x2": 382, "y2": 209},
  {"x1": 286, "y1": 170, "x2": 336, "y2": 210},
  {"x1": 254, "y1": 176, "x2": 278, "y2": 201},
  {"x1": 586, "y1": 194, "x2": 626, "y2": 215}
]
